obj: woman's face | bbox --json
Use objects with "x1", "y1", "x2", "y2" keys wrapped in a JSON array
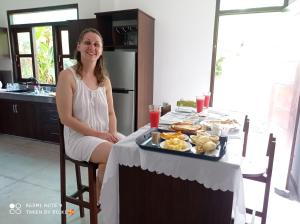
[{"x1": 77, "y1": 32, "x2": 103, "y2": 62}]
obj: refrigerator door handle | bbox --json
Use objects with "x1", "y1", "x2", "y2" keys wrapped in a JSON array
[{"x1": 112, "y1": 88, "x2": 131, "y2": 93}]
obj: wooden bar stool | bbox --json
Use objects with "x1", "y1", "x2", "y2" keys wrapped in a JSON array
[{"x1": 59, "y1": 121, "x2": 100, "y2": 224}]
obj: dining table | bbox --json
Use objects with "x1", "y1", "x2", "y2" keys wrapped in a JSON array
[{"x1": 100, "y1": 108, "x2": 246, "y2": 224}]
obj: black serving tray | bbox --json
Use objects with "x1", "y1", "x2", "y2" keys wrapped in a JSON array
[{"x1": 136, "y1": 128, "x2": 227, "y2": 161}]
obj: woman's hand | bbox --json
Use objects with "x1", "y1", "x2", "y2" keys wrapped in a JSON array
[{"x1": 97, "y1": 132, "x2": 119, "y2": 143}]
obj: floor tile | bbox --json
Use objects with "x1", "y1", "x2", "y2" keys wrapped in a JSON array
[{"x1": 0, "y1": 176, "x2": 17, "y2": 190}]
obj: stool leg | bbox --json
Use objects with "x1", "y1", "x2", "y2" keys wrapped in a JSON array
[
  {"x1": 75, "y1": 164, "x2": 85, "y2": 217},
  {"x1": 60, "y1": 157, "x2": 66, "y2": 224},
  {"x1": 88, "y1": 166, "x2": 98, "y2": 224}
]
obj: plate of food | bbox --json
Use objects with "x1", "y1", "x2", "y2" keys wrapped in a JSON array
[
  {"x1": 160, "y1": 131, "x2": 189, "y2": 141},
  {"x1": 160, "y1": 138, "x2": 192, "y2": 152},
  {"x1": 170, "y1": 121, "x2": 204, "y2": 135},
  {"x1": 201, "y1": 118, "x2": 240, "y2": 134},
  {"x1": 190, "y1": 134, "x2": 219, "y2": 145}
]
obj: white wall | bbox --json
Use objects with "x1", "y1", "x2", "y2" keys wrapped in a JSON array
[{"x1": 0, "y1": 0, "x2": 216, "y2": 106}]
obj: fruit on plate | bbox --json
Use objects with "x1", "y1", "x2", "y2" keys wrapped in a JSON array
[
  {"x1": 162, "y1": 138, "x2": 188, "y2": 151},
  {"x1": 160, "y1": 131, "x2": 187, "y2": 140}
]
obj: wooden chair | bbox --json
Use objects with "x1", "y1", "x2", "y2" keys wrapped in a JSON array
[
  {"x1": 242, "y1": 115, "x2": 250, "y2": 157},
  {"x1": 242, "y1": 133, "x2": 276, "y2": 224},
  {"x1": 59, "y1": 121, "x2": 100, "y2": 224},
  {"x1": 161, "y1": 103, "x2": 171, "y2": 116}
]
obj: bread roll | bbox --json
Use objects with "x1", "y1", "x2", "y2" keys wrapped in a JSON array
[
  {"x1": 202, "y1": 141, "x2": 217, "y2": 152},
  {"x1": 209, "y1": 135, "x2": 219, "y2": 143}
]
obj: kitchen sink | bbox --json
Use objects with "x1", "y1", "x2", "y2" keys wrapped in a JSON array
[
  {"x1": 5, "y1": 88, "x2": 55, "y2": 97},
  {"x1": 6, "y1": 89, "x2": 34, "y2": 93}
]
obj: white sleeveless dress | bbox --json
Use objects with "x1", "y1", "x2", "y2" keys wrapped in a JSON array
[{"x1": 64, "y1": 68, "x2": 110, "y2": 162}]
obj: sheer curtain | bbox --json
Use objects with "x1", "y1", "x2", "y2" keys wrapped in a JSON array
[{"x1": 286, "y1": 65, "x2": 300, "y2": 201}]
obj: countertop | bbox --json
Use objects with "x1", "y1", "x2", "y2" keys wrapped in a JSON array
[{"x1": 0, "y1": 89, "x2": 55, "y2": 104}]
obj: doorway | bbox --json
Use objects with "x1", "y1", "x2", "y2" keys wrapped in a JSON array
[{"x1": 213, "y1": 10, "x2": 300, "y2": 189}]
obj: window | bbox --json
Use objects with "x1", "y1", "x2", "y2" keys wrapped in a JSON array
[
  {"x1": 56, "y1": 28, "x2": 76, "y2": 70},
  {"x1": 9, "y1": 8, "x2": 77, "y2": 25},
  {"x1": 220, "y1": 0, "x2": 286, "y2": 11},
  {"x1": 7, "y1": 4, "x2": 78, "y2": 85}
]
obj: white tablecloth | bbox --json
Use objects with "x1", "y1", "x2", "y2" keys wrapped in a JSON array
[{"x1": 100, "y1": 126, "x2": 246, "y2": 224}]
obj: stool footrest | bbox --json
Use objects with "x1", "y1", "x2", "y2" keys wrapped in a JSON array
[
  {"x1": 66, "y1": 196, "x2": 90, "y2": 208},
  {"x1": 65, "y1": 156, "x2": 98, "y2": 169},
  {"x1": 70, "y1": 186, "x2": 89, "y2": 198}
]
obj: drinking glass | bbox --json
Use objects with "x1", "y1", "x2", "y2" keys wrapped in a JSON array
[
  {"x1": 204, "y1": 92, "x2": 211, "y2": 108},
  {"x1": 6, "y1": 83, "x2": 12, "y2": 91},
  {"x1": 149, "y1": 105, "x2": 161, "y2": 128},
  {"x1": 196, "y1": 95, "x2": 205, "y2": 113}
]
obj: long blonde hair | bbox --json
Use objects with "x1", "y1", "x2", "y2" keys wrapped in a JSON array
[{"x1": 74, "y1": 28, "x2": 107, "y2": 85}]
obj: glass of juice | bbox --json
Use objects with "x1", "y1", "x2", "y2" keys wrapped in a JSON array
[
  {"x1": 204, "y1": 92, "x2": 211, "y2": 108},
  {"x1": 196, "y1": 95, "x2": 205, "y2": 113},
  {"x1": 149, "y1": 105, "x2": 161, "y2": 128}
]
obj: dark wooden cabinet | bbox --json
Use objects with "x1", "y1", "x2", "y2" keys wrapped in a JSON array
[
  {"x1": 95, "y1": 9, "x2": 140, "y2": 50},
  {"x1": 0, "y1": 100, "x2": 10, "y2": 133},
  {"x1": 0, "y1": 99, "x2": 59, "y2": 143},
  {"x1": 0, "y1": 99, "x2": 35, "y2": 138},
  {"x1": 67, "y1": 18, "x2": 98, "y2": 58},
  {"x1": 34, "y1": 102, "x2": 59, "y2": 143}
]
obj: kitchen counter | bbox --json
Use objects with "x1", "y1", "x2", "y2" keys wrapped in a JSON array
[
  {"x1": 0, "y1": 90, "x2": 59, "y2": 143},
  {"x1": 0, "y1": 90, "x2": 55, "y2": 104}
]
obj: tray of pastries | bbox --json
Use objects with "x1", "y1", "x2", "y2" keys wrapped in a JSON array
[{"x1": 136, "y1": 128, "x2": 227, "y2": 161}]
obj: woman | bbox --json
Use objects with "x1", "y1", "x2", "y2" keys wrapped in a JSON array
[{"x1": 56, "y1": 28, "x2": 121, "y2": 202}]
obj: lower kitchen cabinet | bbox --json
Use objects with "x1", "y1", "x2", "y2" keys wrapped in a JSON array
[
  {"x1": 0, "y1": 99, "x2": 35, "y2": 138},
  {"x1": 34, "y1": 102, "x2": 59, "y2": 143},
  {"x1": 0, "y1": 99, "x2": 59, "y2": 143}
]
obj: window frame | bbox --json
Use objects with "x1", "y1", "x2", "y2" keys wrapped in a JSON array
[
  {"x1": 209, "y1": 0, "x2": 289, "y2": 105},
  {"x1": 10, "y1": 27, "x2": 35, "y2": 81},
  {"x1": 7, "y1": 4, "x2": 78, "y2": 85}
]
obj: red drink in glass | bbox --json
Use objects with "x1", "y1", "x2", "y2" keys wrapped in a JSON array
[
  {"x1": 204, "y1": 94, "x2": 211, "y2": 107},
  {"x1": 196, "y1": 97, "x2": 204, "y2": 113},
  {"x1": 149, "y1": 110, "x2": 160, "y2": 128}
]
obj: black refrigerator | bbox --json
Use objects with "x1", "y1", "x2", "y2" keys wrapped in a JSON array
[{"x1": 103, "y1": 51, "x2": 136, "y2": 136}]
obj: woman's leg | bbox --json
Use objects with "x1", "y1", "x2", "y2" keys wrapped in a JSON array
[{"x1": 89, "y1": 142, "x2": 113, "y2": 202}]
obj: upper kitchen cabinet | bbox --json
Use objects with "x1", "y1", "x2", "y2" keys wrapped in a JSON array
[
  {"x1": 67, "y1": 18, "x2": 98, "y2": 58},
  {"x1": 96, "y1": 9, "x2": 155, "y2": 129},
  {"x1": 0, "y1": 27, "x2": 10, "y2": 58},
  {"x1": 95, "y1": 9, "x2": 154, "y2": 50}
]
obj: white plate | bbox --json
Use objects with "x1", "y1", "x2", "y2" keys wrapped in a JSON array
[
  {"x1": 160, "y1": 140, "x2": 192, "y2": 152},
  {"x1": 175, "y1": 106, "x2": 196, "y2": 113},
  {"x1": 201, "y1": 119, "x2": 240, "y2": 132}
]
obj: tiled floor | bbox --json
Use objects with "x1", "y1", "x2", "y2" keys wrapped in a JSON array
[
  {"x1": 0, "y1": 134, "x2": 101, "y2": 224},
  {"x1": 0, "y1": 134, "x2": 299, "y2": 223}
]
